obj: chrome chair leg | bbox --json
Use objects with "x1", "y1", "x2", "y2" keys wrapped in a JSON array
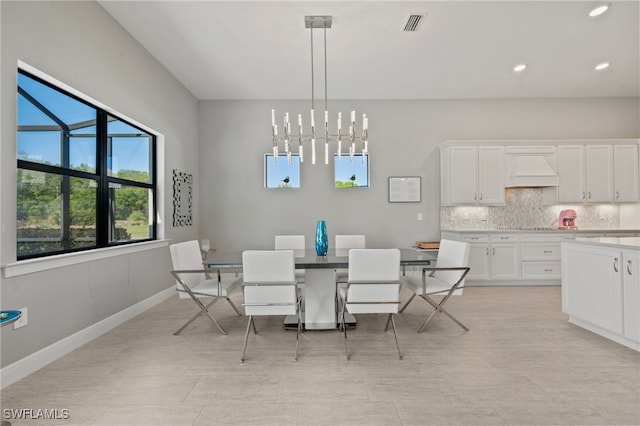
[
  {"x1": 174, "y1": 297, "x2": 226, "y2": 335},
  {"x1": 225, "y1": 297, "x2": 242, "y2": 315},
  {"x1": 340, "y1": 298, "x2": 350, "y2": 360},
  {"x1": 384, "y1": 313, "x2": 392, "y2": 331},
  {"x1": 389, "y1": 314, "x2": 402, "y2": 360},
  {"x1": 417, "y1": 294, "x2": 469, "y2": 332},
  {"x1": 241, "y1": 315, "x2": 254, "y2": 363},
  {"x1": 338, "y1": 292, "x2": 346, "y2": 332},
  {"x1": 295, "y1": 296, "x2": 302, "y2": 362},
  {"x1": 250, "y1": 315, "x2": 258, "y2": 334},
  {"x1": 399, "y1": 293, "x2": 416, "y2": 313}
]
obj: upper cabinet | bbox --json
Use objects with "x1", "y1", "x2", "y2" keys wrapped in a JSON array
[
  {"x1": 554, "y1": 143, "x2": 639, "y2": 204},
  {"x1": 613, "y1": 144, "x2": 640, "y2": 202},
  {"x1": 441, "y1": 145, "x2": 505, "y2": 206},
  {"x1": 442, "y1": 139, "x2": 639, "y2": 206},
  {"x1": 557, "y1": 145, "x2": 613, "y2": 203}
]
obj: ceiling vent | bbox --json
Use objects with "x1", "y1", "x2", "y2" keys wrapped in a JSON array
[{"x1": 403, "y1": 13, "x2": 425, "y2": 32}]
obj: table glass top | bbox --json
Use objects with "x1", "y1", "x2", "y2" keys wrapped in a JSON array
[{"x1": 203, "y1": 248, "x2": 435, "y2": 269}]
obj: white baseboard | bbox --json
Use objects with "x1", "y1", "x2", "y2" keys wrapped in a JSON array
[{"x1": 0, "y1": 286, "x2": 175, "y2": 389}]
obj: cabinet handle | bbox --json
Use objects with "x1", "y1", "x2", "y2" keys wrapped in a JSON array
[
  {"x1": 543, "y1": 250, "x2": 552, "y2": 253},
  {"x1": 616, "y1": 191, "x2": 620, "y2": 199},
  {"x1": 479, "y1": 193, "x2": 483, "y2": 200},
  {"x1": 628, "y1": 260, "x2": 633, "y2": 275},
  {"x1": 500, "y1": 237, "x2": 509, "y2": 240},
  {"x1": 544, "y1": 269, "x2": 553, "y2": 272},
  {"x1": 588, "y1": 191, "x2": 591, "y2": 199},
  {"x1": 485, "y1": 248, "x2": 489, "y2": 255},
  {"x1": 613, "y1": 257, "x2": 619, "y2": 273},
  {"x1": 582, "y1": 191, "x2": 586, "y2": 199},
  {"x1": 492, "y1": 248, "x2": 496, "y2": 255}
]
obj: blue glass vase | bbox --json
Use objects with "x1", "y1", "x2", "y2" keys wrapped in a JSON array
[{"x1": 315, "y1": 220, "x2": 328, "y2": 256}]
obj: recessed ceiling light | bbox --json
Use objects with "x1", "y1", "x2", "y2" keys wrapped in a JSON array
[
  {"x1": 595, "y1": 62, "x2": 610, "y2": 71},
  {"x1": 589, "y1": 4, "x2": 609, "y2": 17},
  {"x1": 513, "y1": 64, "x2": 527, "y2": 72}
]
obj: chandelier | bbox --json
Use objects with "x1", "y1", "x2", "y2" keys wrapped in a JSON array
[{"x1": 271, "y1": 16, "x2": 368, "y2": 165}]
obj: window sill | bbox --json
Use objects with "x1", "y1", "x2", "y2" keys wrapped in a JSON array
[{"x1": 2, "y1": 240, "x2": 169, "y2": 278}]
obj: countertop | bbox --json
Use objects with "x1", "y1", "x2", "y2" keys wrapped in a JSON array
[
  {"x1": 564, "y1": 237, "x2": 640, "y2": 250},
  {"x1": 441, "y1": 228, "x2": 640, "y2": 234}
]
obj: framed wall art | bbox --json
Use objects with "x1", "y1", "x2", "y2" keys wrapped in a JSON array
[
  {"x1": 388, "y1": 176, "x2": 421, "y2": 203},
  {"x1": 172, "y1": 169, "x2": 193, "y2": 226}
]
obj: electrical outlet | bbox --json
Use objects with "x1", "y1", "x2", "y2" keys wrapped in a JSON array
[
  {"x1": 14, "y1": 307, "x2": 28, "y2": 329},
  {"x1": 417, "y1": 213, "x2": 423, "y2": 221}
]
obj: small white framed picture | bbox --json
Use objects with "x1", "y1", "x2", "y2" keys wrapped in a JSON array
[{"x1": 388, "y1": 176, "x2": 421, "y2": 203}]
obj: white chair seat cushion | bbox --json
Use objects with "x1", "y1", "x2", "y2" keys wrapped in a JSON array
[
  {"x1": 179, "y1": 275, "x2": 242, "y2": 299},
  {"x1": 400, "y1": 274, "x2": 463, "y2": 296},
  {"x1": 339, "y1": 284, "x2": 400, "y2": 314}
]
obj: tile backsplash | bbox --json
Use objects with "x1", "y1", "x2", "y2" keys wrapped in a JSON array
[{"x1": 440, "y1": 188, "x2": 625, "y2": 230}]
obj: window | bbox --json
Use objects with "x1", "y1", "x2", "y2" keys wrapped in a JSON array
[
  {"x1": 264, "y1": 154, "x2": 301, "y2": 188},
  {"x1": 17, "y1": 69, "x2": 156, "y2": 260},
  {"x1": 334, "y1": 154, "x2": 369, "y2": 188}
]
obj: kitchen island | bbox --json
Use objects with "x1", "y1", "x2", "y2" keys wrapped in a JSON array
[{"x1": 561, "y1": 237, "x2": 640, "y2": 351}]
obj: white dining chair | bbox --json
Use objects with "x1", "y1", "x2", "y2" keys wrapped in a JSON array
[
  {"x1": 399, "y1": 239, "x2": 471, "y2": 333},
  {"x1": 275, "y1": 235, "x2": 306, "y2": 283},
  {"x1": 334, "y1": 234, "x2": 366, "y2": 282},
  {"x1": 169, "y1": 240, "x2": 242, "y2": 335},
  {"x1": 339, "y1": 248, "x2": 402, "y2": 360},
  {"x1": 241, "y1": 250, "x2": 302, "y2": 362}
]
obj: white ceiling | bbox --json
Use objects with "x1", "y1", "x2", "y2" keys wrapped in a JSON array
[{"x1": 98, "y1": 1, "x2": 640, "y2": 101}]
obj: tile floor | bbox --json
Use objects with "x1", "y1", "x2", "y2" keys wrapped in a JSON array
[{"x1": 1, "y1": 286, "x2": 639, "y2": 425}]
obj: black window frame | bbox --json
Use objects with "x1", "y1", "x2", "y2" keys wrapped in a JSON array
[{"x1": 16, "y1": 68, "x2": 157, "y2": 260}]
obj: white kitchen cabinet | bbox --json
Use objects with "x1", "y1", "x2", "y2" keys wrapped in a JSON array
[
  {"x1": 441, "y1": 145, "x2": 505, "y2": 206},
  {"x1": 562, "y1": 238, "x2": 640, "y2": 351},
  {"x1": 441, "y1": 231, "x2": 638, "y2": 286},
  {"x1": 520, "y1": 233, "x2": 566, "y2": 280},
  {"x1": 623, "y1": 249, "x2": 640, "y2": 342},
  {"x1": 458, "y1": 234, "x2": 519, "y2": 282},
  {"x1": 557, "y1": 145, "x2": 613, "y2": 203},
  {"x1": 490, "y1": 235, "x2": 520, "y2": 280},
  {"x1": 562, "y1": 243, "x2": 623, "y2": 334},
  {"x1": 462, "y1": 234, "x2": 491, "y2": 280},
  {"x1": 613, "y1": 144, "x2": 640, "y2": 202}
]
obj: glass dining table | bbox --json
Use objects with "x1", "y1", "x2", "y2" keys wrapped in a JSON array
[{"x1": 203, "y1": 248, "x2": 436, "y2": 330}]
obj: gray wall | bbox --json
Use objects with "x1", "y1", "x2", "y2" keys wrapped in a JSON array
[
  {"x1": 1, "y1": 1, "x2": 199, "y2": 367},
  {"x1": 199, "y1": 98, "x2": 640, "y2": 251}
]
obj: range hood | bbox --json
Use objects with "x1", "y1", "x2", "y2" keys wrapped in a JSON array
[{"x1": 505, "y1": 146, "x2": 559, "y2": 187}]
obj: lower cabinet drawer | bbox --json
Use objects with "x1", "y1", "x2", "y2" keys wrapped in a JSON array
[
  {"x1": 521, "y1": 261, "x2": 561, "y2": 279},
  {"x1": 521, "y1": 243, "x2": 561, "y2": 261}
]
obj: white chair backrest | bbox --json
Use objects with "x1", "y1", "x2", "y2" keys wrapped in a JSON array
[
  {"x1": 434, "y1": 239, "x2": 471, "y2": 287},
  {"x1": 242, "y1": 250, "x2": 297, "y2": 316},
  {"x1": 170, "y1": 240, "x2": 206, "y2": 295},
  {"x1": 335, "y1": 234, "x2": 366, "y2": 256},
  {"x1": 346, "y1": 248, "x2": 401, "y2": 313},
  {"x1": 275, "y1": 235, "x2": 306, "y2": 257},
  {"x1": 242, "y1": 250, "x2": 296, "y2": 284},
  {"x1": 348, "y1": 248, "x2": 400, "y2": 282}
]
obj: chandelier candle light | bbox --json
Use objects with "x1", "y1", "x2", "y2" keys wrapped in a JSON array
[{"x1": 270, "y1": 16, "x2": 369, "y2": 166}]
